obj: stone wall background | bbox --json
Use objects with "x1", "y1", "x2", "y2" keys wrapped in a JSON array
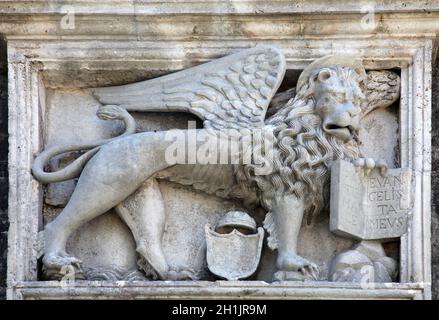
[
  {"x1": 0, "y1": 37, "x2": 7, "y2": 300},
  {"x1": 431, "y1": 63, "x2": 439, "y2": 300},
  {"x1": 0, "y1": 37, "x2": 437, "y2": 299}
]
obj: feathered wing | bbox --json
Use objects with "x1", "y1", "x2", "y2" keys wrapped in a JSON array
[
  {"x1": 92, "y1": 45, "x2": 286, "y2": 130},
  {"x1": 362, "y1": 70, "x2": 401, "y2": 115}
]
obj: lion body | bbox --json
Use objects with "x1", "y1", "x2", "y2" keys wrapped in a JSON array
[{"x1": 39, "y1": 64, "x2": 364, "y2": 281}]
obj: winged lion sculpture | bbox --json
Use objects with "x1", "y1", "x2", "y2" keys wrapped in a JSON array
[{"x1": 32, "y1": 45, "x2": 400, "y2": 281}]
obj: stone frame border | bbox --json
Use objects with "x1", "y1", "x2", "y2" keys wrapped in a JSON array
[
  {"x1": 6, "y1": 37, "x2": 432, "y2": 299},
  {"x1": 13, "y1": 281, "x2": 425, "y2": 300}
]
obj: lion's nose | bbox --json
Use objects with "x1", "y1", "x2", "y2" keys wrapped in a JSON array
[{"x1": 344, "y1": 102, "x2": 360, "y2": 117}]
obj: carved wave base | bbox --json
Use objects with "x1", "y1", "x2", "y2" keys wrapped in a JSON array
[{"x1": 11, "y1": 281, "x2": 425, "y2": 300}]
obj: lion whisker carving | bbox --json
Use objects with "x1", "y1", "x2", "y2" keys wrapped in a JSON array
[{"x1": 32, "y1": 45, "x2": 399, "y2": 281}]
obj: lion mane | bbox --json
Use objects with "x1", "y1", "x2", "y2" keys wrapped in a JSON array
[{"x1": 235, "y1": 66, "x2": 361, "y2": 249}]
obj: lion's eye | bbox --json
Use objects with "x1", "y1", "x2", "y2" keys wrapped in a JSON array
[{"x1": 318, "y1": 69, "x2": 331, "y2": 82}]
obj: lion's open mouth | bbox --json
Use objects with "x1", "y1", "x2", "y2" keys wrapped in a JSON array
[{"x1": 323, "y1": 124, "x2": 357, "y2": 141}]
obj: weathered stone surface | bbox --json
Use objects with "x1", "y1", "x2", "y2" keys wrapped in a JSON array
[
  {"x1": 0, "y1": 37, "x2": 7, "y2": 300},
  {"x1": 330, "y1": 160, "x2": 411, "y2": 240},
  {"x1": 431, "y1": 63, "x2": 439, "y2": 300},
  {"x1": 359, "y1": 107, "x2": 399, "y2": 169},
  {"x1": 329, "y1": 240, "x2": 398, "y2": 283}
]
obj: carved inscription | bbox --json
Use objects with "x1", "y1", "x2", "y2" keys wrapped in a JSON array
[
  {"x1": 364, "y1": 173, "x2": 410, "y2": 238},
  {"x1": 330, "y1": 160, "x2": 412, "y2": 240}
]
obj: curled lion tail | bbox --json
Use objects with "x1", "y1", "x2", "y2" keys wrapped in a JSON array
[
  {"x1": 31, "y1": 105, "x2": 136, "y2": 184},
  {"x1": 31, "y1": 144, "x2": 101, "y2": 183}
]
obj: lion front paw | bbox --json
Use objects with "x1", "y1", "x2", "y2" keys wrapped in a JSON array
[
  {"x1": 352, "y1": 157, "x2": 387, "y2": 176},
  {"x1": 275, "y1": 253, "x2": 319, "y2": 281}
]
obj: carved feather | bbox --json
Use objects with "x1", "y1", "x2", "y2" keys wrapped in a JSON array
[
  {"x1": 362, "y1": 70, "x2": 401, "y2": 115},
  {"x1": 92, "y1": 45, "x2": 286, "y2": 130}
]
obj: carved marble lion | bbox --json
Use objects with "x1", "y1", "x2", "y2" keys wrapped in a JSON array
[{"x1": 32, "y1": 45, "x2": 399, "y2": 281}]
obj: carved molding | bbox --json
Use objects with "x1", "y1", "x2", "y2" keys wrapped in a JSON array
[
  {"x1": 14, "y1": 281, "x2": 426, "y2": 300},
  {"x1": 1, "y1": 0, "x2": 439, "y2": 15},
  {"x1": 0, "y1": 1, "x2": 439, "y2": 63}
]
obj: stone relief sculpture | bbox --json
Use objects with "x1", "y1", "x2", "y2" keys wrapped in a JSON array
[
  {"x1": 32, "y1": 45, "x2": 401, "y2": 281},
  {"x1": 205, "y1": 211, "x2": 264, "y2": 280}
]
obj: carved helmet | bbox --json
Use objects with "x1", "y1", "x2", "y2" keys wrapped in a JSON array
[{"x1": 216, "y1": 211, "x2": 256, "y2": 233}]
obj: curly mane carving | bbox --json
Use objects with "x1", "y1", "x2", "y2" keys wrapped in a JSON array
[{"x1": 235, "y1": 67, "x2": 361, "y2": 249}]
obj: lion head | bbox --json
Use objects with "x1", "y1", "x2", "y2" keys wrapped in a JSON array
[
  {"x1": 235, "y1": 57, "x2": 366, "y2": 228},
  {"x1": 313, "y1": 66, "x2": 364, "y2": 142}
]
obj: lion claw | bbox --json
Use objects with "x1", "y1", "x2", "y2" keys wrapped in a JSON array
[
  {"x1": 299, "y1": 263, "x2": 319, "y2": 280},
  {"x1": 275, "y1": 253, "x2": 319, "y2": 281},
  {"x1": 352, "y1": 157, "x2": 387, "y2": 176}
]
